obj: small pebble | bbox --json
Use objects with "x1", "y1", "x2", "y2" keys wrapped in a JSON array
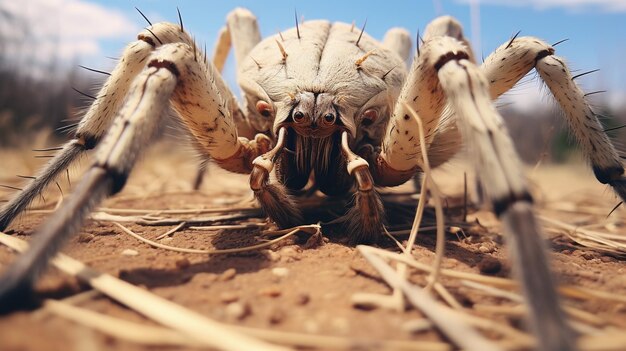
[
  {"x1": 259, "y1": 285, "x2": 282, "y2": 298},
  {"x1": 175, "y1": 257, "x2": 191, "y2": 269},
  {"x1": 225, "y1": 302, "x2": 250, "y2": 320},
  {"x1": 582, "y1": 251, "x2": 598, "y2": 260},
  {"x1": 295, "y1": 293, "x2": 310, "y2": 305},
  {"x1": 478, "y1": 244, "x2": 493, "y2": 254},
  {"x1": 121, "y1": 249, "x2": 139, "y2": 256},
  {"x1": 272, "y1": 267, "x2": 289, "y2": 277},
  {"x1": 219, "y1": 268, "x2": 237, "y2": 281},
  {"x1": 478, "y1": 256, "x2": 502, "y2": 274},
  {"x1": 265, "y1": 250, "x2": 281, "y2": 262},
  {"x1": 268, "y1": 308, "x2": 286, "y2": 324},
  {"x1": 219, "y1": 292, "x2": 239, "y2": 303}
]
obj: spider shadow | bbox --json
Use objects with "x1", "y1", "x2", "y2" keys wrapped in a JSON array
[
  {"x1": 118, "y1": 228, "x2": 274, "y2": 289},
  {"x1": 118, "y1": 192, "x2": 505, "y2": 289}
]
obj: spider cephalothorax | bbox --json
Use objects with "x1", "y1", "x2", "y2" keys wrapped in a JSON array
[{"x1": 0, "y1": 8, "x2": 625, "y2": 351}]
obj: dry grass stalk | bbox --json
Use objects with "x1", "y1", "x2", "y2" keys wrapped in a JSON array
[
  {"x1": 462, "y1": 280, "x2": 609, "y2": 328},
  {"x1": 403, "y1": 102, "x2": 446, "y2": 291},
  {"x1": 539, "y1": 215, "x2": 626, "y2": 255},
  {"x1": 114, "y1": 222, "x2": 320, "y2": 254},
  {"x1": 358, "y1": 245, "x2": 504, "y2": 351},
  {"x1": 92, "y1": 211, "x2": 262, "y2": 226},
  {"x1": 97, "y1": 205, "x2": 260, "y2": 215},
  {"x1": 188, "y1": 223, "x2": 268, "y2": 231},
  {"x1": 374, "y1": 103, "x2": 448, "y2": 312},
  {"x1": 0, "y1": 232, "x2": 290, "y2": 351},
  {"x1": 41, "y1": 297, "x2": 453, "y2": 351},
  {"x1": 43, "y1": 299, "x2": 202, "y2": 347},
  {"x1": 154, "y1": 221, "x2": 186, "y2": 240}
]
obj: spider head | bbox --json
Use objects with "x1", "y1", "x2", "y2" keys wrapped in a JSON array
[{"x1": 281, "y1": 91, "x2": 346, "y2": 139}]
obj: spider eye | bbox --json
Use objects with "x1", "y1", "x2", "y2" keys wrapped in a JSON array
[
  {"x1": 361, "y1": 108, "x2": 379, "y2": 126},
  {"x1": 293, "y1": 111, "x2": 305, "y2": 123},
  {"x1": 255, "y1": 100, "x2": 273, "y2": 118},
  {"x1": 323, "y1": 113, "x2": 336, "y2": 125}
]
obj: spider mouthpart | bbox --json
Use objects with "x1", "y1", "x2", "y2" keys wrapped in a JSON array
[
  {"x1": 256, "y1": 100, "x2": 273, "y2": 118},
  {"x1": 293, "y1": 111, "x2": 305, "y2": 123},
  {"x1": 361, "y1": 108, "x2": 378, "y2": 126},
  {"x1": 322, "y1": 113, "x2": 336, "y2": 125}
]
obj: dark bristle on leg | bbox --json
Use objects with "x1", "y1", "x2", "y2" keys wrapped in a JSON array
[
  {"x1": 0, "y1": 142, "x2": 85, "y2": 231},
  {"x1": 254, "y1": 183, "x2": 303, "y2": 229},
  {"x1": 592, "y1": 165, "x2": 626, "y2": 203},
  {"x1": 611, "y1": 178, "x2": 626, "y2": 202},
  {"x1": 341, "y1": 188, "x2": 385, "y2": 244}
]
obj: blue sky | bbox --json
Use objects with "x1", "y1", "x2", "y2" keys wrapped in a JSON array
[{"x1": 2, "y1": 0, "x2": 625, "y2": 108}]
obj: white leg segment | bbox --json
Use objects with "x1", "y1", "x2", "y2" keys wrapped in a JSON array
[
  {"x1": 0, "y1": 22, "x2": 198, "y2": 230},
  {"x1": 439, "y1": 58, "x2": 528, "y2": 204},
  {"x1": 147, "y1": 43, "x2": 269, "y2": 172},
  {"x1": 380, "y1": 36, "x2": 462, "y2": 173},
  {"x1": 76, "y1": 23, "x2": 197, "y2": 145},
  {"x1": 212, "y1": 26, "x2": 231, "y2": 73},
  {"x1": 378, "y1": 28, "x2": 576, "y2": 351},
  {"x1": 383, "y1": 28, "x2": 412, "y2": 64},
  {"x1": 482, "y1": 37, "x2": 625, "y2": 199},
  {"x1": 537, "y1": 56, "x2": 622, "y2": 171},
  {"x1": 227, "y1": 8, "x2": 262, "y2": 68},
  {"x1": 437, "y1": 54, "x2": 576, "y2": 351}
]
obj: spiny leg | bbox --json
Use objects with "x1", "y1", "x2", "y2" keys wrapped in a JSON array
[
  {"x1": 437, "y1": 42, "x2": 575, "y2": 351},
  {"x1": 481, "y1": 36, "x2": 625, "y2": 201},
  {"x1": 0, "y1": 62, "x2": 176, "y2": 310},
  {"x1": 382, "y1": 27, "x2": 412, "y2": 64},
  {"x1": 192, "y1": 8, "x2": 262, "y2": 189},
  {"x1": 0, "y1": 23, "x2": 199, "y2": 231},
  {"x1": 0, "y1": 40, "x2": 268, "y2": 309},
  {"x1": 376, "y1": 26, "x2": 577, "y2": 351},
  {"x1": 371, "y1": 18, "x2": 469, "y2": 186}
]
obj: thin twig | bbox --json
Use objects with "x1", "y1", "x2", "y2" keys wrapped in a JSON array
[
  {"x1": 155, "y1": 222, "x2": 187, "y2": 240},
  {"x1": 115, "y1": 223, "x2": 320, "y2": 254}
]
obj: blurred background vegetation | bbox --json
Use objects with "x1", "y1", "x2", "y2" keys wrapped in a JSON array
[{"x1": 0, "y1": 2, "x2": 624, "y2": 165}]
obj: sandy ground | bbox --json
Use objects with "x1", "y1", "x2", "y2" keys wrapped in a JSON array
[{"x1": 0, "y1": 142, "x2": 625, "y2": 351}]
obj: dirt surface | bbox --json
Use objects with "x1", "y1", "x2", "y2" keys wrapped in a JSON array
[{"x1": 0, "y1": 144, "x2": 625, "y2": 351}]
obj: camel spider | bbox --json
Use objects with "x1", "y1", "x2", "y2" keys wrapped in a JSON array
[{"x1": 1, "y1": 8, "x2": 624, "y2": 351}]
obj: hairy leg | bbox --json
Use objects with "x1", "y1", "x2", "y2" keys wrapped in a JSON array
[
  {"x1": 481, "y1": 36, "x2": 625, "y2": 200},
  {"x1": 437, "y1": 39, "x2": 575, "y2": 351},
  {"x1": 375, "y1": 18, "x2": 577, "y2": 351},
  {"x1": 0, "y1": 22, "x2": 208, "y2": 230},
  {"x1": 0, "y1": 35, "x2": 269, "y2": 308}
]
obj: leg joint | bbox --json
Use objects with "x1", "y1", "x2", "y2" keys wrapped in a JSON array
[
  {"x1": 434, "y1": 51, "x2": 470, "y2": 71},
  {"x1": 593, "y1": 165, "x2": 625, "y2": 184},
  {"x1": 493, "y1": 191, "x2": 534, "y2": 216},
  {"x1": 75, "y1": 133, "x2": 99, "y2": 150},
  {"x1": 534, "y1": 48, "x2": 555, "y2": 65},
  {"x1": 137, "y1": 34, "x2": 156, "y2": 47},
  {"x1": 148, "y1": 59, "x2": 180, "y2": 77}
]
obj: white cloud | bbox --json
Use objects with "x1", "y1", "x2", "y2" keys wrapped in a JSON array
[
  {"x1": 458, "y1": 0, "x2": 626, "y2": 12},
  {"x1": 0, "y1": 0, "x2": 138, "y2": 74}
]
